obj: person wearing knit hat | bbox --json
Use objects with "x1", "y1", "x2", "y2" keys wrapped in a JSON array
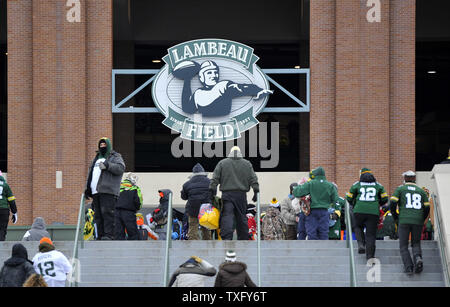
[
  {"x1": 214, "y1": 250, "x2": 256, "y2": 287},
  {"x1": 346, "y1": 168, "x2": 389, "y2": 259},
  {"x1": 32, "y1": 237, "x2": 72, "y2": 287},
  {"x1": 225, "y1": 250, "x2": 237, "y2": 262},
  {"x1": 389, "y1": 171, "x2": 430, "y2": 275},
  {"x1": 269, "y1": 198, "x2": 280, "y2": 211},
  {"x1": 209, "y1": 146, "x2": 260, "y2": 240},
  {"x1": 181, "y1": 163, "x2": 212, "y2": 240}
]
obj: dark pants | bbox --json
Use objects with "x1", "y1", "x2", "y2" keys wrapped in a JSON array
[
  {"x1": 92, "y1": 193, "x2": 116, "y2": 240},
  {"x1": 354, "y1": 213, "x2": 379, "y2": 259},
  {"x1": 0, "y1": 209, "x2": 9, "y2": 241},
  {"x1": 220, "y1": 191, "x2": 248, "y2": 240},
  {"x1": 285, "y1": 224, "x2": 298, "y2": 240},
  {"x1": 188, "y1": 216, "x2": 212, "y2": 240},
  {"x1": 305, "y1": 208, "x2": 329, "y2": 240},
  {"x1": 114, "y1": 208, "x2": 139, "y2": 240},
  {"x1": 297, "y1": 212, "x2": 306, "y2": 240},
  {"x1": 398, "y1": 223, "x2": 423, "y2": 269}
]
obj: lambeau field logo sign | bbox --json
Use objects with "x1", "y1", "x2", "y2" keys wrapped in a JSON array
[{"x1": 152, "y1": 39, "x2": 273, "y2": 142}]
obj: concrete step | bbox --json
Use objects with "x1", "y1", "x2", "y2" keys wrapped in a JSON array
[{"x1": 0, "y1": 240, "x2": 444, "y2": 287}]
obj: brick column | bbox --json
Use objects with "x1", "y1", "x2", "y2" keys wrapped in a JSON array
[
  {"x1": 86, "y1": 0, "x2": 113, "y2": 170},
  {"x1": 389, "y1": 0, "x2": 416, "y2": 194},
  {"x1": 32, "y1": 0, "x2": 86, "y2": 224},
  {"x1": 335, "y1": 0, "x2": 362, "y2": 191},
  {"x1": 310, "y1": 0, "x2": 336, "y2": 182},
  {"x1": 335, "y1": 0, "x2": 391, "y2": 193},
  {"x1": 7, "y1": 0, "x2": 33, "y2": 225}
]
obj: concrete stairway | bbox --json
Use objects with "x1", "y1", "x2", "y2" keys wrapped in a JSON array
[{"x1": 0, "y1": 240, "x2": 445, "y2": 287}]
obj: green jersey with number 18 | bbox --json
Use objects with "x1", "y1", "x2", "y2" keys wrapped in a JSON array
[
  {"x1": 346, "y1": 182, "x2": 388, "y2": 216},
  {"x1": 390, "y1": 183, "x2": 430, "y2": 225}
]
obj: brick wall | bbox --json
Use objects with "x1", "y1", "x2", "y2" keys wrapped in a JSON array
[
  {"x1": 7, "y1": 0, "x2": 415, "y2": 225},
  {"x1": 311, "y1": 0, "x2": 416, "y2": 196},
  {"x1": 7, "y1": 0, "x2": 112, "y2": 225}
]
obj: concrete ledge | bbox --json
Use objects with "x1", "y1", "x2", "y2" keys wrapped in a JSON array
[{"x1": 5, "y1": 225, "x2": 77, "y2": 241}]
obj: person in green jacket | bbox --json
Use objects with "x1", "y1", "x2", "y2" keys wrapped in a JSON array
[
  {"x1": 293, "y1": 167, "x2": 338, "y2": 240},
  {"x1": 0, "y1": 172, "x2": 18, "y2": 241},
  {"x1": 209, "y1": 146, "x2": 259, "y2": 240},
  {"x1": 389, "y1": 170, "x2": 430, "y2": 275},
  {"x1": 346, "y1": 168, "x2": 388, "y2": 260},
  {"x1": 329, "y1": 183, "x2": 344, "y2": 240}
]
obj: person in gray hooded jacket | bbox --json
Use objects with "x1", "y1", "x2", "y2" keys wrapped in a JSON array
[
  {"x1": 85, "y1": 137, "x2": 125, "y2": 240},
  {"x1": 22, "y1": 217, "x2": 50, "y2": 241}
]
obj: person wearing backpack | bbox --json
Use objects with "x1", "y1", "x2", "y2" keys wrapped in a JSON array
[
  {"x1": 181, "y1": 163, "x2": 212, "y2": 240},
  {"x1": 114, "y1": 173, "x2": 143, "y2": 240},
  {"x1": 261, "y1": 201, "x2": 286, "y2": 240},
  {"x1": 148, "y1": 189, "x2": 173, "y2": 240},
  {"x1": 169, "y1": 256, "x2": 217, "y2": 287}
]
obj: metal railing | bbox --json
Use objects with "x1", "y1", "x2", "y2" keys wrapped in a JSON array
[
  {"x1": 68, "y1": 193, "x2": 86, "y2": 287},
  {"x1": 256, "y1": 192, "x2": 262, "y2": 286},
  {"x1": 163, "y1": 191, "x2": 174, "y2": 287},
  {"x1": 345, "y1": 200, "x2": 358, "y2": 287},
  {"x1": 431, "y1": 193, "x2": 450, "y2": 286}
]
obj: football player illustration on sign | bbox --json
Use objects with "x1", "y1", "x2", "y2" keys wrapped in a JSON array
[{"x1": 173, "y1": 60, "x2": 273, "y2": 117}]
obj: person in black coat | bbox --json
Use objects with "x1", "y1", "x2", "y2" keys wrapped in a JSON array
[
  {"x1": 181, "y1": 163, "x2": 212, "y2": 240},
  {"x1": 0, "y1": 243, "x2": 35, "y2": 287}
]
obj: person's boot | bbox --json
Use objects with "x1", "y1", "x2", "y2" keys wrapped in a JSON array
[
  {"x1": 414, "y1": 255, "x2": 423, "y2": 273},
  {"x1": 404, "y1": 265, "x2": 414, "y2": 276},
  {"x1": 357, "y1": 241, "x2": 366, "y2": 254}
]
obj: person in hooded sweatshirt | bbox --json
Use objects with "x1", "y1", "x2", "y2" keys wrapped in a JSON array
[
  {"x1": 280, "y1": 183, "x2": 299, "y2": 240},
  {"x1": 22, "y1": 217, "x2": 50, "y2": 241},
  {"x1": 0, "y1": 171, "x2": 18, "y2": 241},
  {"x1": 346, "y1": 168, "x2": 389, "y2": 260},
  {"x1": 214, "y1": 250, "x2": 256, "y2": 287},
  {"x1": 181, "y1": 163, "x2": 211, "y2": 240},
  {"x1": 149, "y1": 189, "x2": 173, "y2": 240},
  {"x1": 293, "y1": 166, "x2": 338, "y2": 240},
  {"x1": 32, "y1": 237, "x2": 72, "y2": 287},
  {"x1": 85, "y1": 137, "x2": 125, "y2": 240},
  {"x1": 169, "y1": 256, "x2": 217, "y2": 287},
  {"x1": 0, "y1": 243, "x2": 35, "y2": 287},
  {"x1": 209, "y1": 146, "x2": 259, "y2": 240}
]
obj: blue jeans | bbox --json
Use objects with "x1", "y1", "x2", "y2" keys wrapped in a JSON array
[
  {"x1": 297, "y1": 212, "x2": 307, "y2": 240},
  {"x1": 305, "y1": 208, "x2": 329, "y2": 240}
]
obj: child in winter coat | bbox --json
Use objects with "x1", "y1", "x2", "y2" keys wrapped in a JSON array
[{"x1": 247, "y1": 204, "x2": 257, "y2": 240}]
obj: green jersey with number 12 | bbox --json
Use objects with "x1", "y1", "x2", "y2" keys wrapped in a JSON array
[
  {"x1": 346, "y1": 182, "x2": 388, "y2": 216},
  {"x1": 390, "y1": 183, "x2": 430, "y2": 225}
]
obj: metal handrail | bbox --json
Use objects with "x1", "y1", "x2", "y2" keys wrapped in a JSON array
[
  {"x1": 256, "y1": 192, "x2": 261, "y2": 286},
  {"x1": 163, "y1": 192, "x2": 174, "y2": 287},
  {"x1": 345, "y1": 200, "x2": 357, "y2": 287},
  {"x1": 431, "y1": 193, "x2": 450, "y2": 286},
  {"x1": 68, "y1": 193, "x2": 86, "y2": 287}
]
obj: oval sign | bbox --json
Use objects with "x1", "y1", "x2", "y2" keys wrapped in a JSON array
[{"x1": 152, "y1": 38, "x2": 273, "y2": 142}]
